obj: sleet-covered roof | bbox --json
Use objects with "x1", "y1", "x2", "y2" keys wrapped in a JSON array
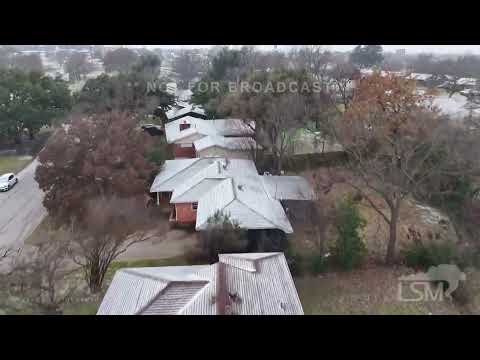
[
  {"x1": 150, "y1": 157, "x2": 258, "y2": 194},
  {"x1": 194, "y1": 136, "x2": 257, "y2": 152},
  {"x1": 150, "y1": 158, "x2": 315, "y2": 233},
  {"x1": 97, "y1": 253, "x2": 304, "y2": 315},
  {"x1": 195, "y1": 175, "x2": 294, "y2": 233},
  {"x1": 165, "y1": 104, "x2": 206, "y2": 121},
  {"x1": 169, "y1": 159, "x2": 258, "y2": 203},
  {"x1": 261, "y1": 175, "x2": 316, "y2": 201},
  {"x1": 165, "y1": 117, "x2": 254, "y2": 144}
]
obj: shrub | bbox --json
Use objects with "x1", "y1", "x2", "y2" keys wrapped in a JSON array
[
  {"x1": 284, "y1": 249, "x2": 305, "y2": 277},
  {"x1": 403, "y1": 240, "x2": 458, "y2": 269},
  {"x1": 308, "y1": 254, "x2": 329, "y2": 275},
  {"x1": 197, "y1": 211, "x2": 248, "y2": 263},
  {"x1": 331, "y1": 198, "x2": 367, "y2": 271}
]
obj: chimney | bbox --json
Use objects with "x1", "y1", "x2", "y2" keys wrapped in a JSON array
[
  {"x1": 179, "y1": 121, "x2": 191, "y2": 131},
  {"x1": 216, "y1": 261, "x2": 228, "y2": 315}
]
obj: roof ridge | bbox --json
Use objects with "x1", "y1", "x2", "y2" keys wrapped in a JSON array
[
  {"x1": 232, "y1": 178, "x2": 288, "y2": 231},
  {"x1": 157, "y1": 158, "x2": 204, "y2": 187}
]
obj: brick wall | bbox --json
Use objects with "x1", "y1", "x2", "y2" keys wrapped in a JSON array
[
  {"x1": 173, "y1": 144, "x2": 195, "y2": 158},
  {"x1": 175, "y1": 203, "x2": 197, "y2": 224}
]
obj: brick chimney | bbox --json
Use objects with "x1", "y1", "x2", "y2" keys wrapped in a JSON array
[{"x1": 179, "y1": 121, "x2": 191, "y2": 131}]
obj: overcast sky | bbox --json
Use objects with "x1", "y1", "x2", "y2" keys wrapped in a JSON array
[{"x1": 141, "y1": 45, "x2": 480, "y2": 55}]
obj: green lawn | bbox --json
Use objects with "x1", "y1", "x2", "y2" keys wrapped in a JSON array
[{"x1": 0, "y1": 155, "x2": 33, "y2": 175}]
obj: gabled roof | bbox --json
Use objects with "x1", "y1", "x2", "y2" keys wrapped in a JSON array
[
  {"x1": 150, "y1": 157, "x2": 258, "y2": 194},
  {"x1": 170, "y1": 158, "x2": 258, "y2": 203},
  {"x1": 165, "y1": 117, "x2": 254, "y2": 144},
  {"x1": 194, "y1": 136, "x2": 257, "y2": 152},
  {"x1": 165, "y1": 104, "x2": 206, "y2": 120},
  {"x1": 261, "y1": 175, "x2": 316, "y2": 201},
  {"x1": 97, "y1": 252, "x2": 304, "y2": 315},
  {"x1": 406, "y1": 73, "x2": 432, "y2": 81},
  {"x1": 195, "y1": 175, "x2": 294, "y2": 233}
]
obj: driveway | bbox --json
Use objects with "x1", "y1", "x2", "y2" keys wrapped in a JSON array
[{"x1": 0, "y1": 159, "x2": 46, "y2": 251}]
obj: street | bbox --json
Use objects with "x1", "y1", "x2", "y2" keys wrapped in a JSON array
[{"x1": 0, "y1": 159, "x2": 46, "y2": 251}]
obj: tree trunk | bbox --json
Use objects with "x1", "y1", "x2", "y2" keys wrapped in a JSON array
[
  {"x1": 88, "y1": 263, "x2": 103, "y2": 294},
  {"x1": 385, "y1": 208, "x2": 399, "y2": 265}
]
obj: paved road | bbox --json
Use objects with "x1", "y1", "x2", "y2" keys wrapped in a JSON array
[{"x1": 0, "y1": 159, "x2": 46, "y2": 250}]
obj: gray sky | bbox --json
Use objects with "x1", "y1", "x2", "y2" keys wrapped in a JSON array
[{"x1": 141, "y1": 45, "x2": 480, "y2": 55}]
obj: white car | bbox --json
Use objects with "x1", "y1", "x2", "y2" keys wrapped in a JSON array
[{"x1": 0, "y1": 173, "x2": 19, "y2": 192}]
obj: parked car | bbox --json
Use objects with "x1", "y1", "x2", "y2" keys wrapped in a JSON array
[{"x1": 0, "y1": 173, "x2": 19, "y2": 192}]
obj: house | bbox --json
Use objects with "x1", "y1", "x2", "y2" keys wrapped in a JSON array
[
  {"x1": 405, "y1": 73, "x2": 432, "y2": 86},
  {"x1": 165, "y1": 117, "x2": 255, "y2": 158},
  {"x1": 193, "y1": 135, "x2": 257, "y2": 159},
  {"x1": 96, "y1": 252, "x2": 304, "y2": 315},
  {"x1": 165, "y1": 104, "x2": 207, "y2": 122},
  {"x1": 149, "y1": 157, "x2": 315, "y2": 233}
]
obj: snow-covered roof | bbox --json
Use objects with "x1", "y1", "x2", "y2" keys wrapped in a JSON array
[
  {"x1": 169, "y1": 158, "x2": 259, "y2": 203},
  {"x1": 194, "y1": 136, "x2": 257, "y2": 152},
  {"x1": 406, "y1": 73, "x2": 432, "y2": 81},
  {"x1": 165, "y1": 104, "x2": 205, "y2": 121},
  {"x1": 457, "y1": 77, "x2": 477, "y2": 86},
  {"x1": 195, "y1": 175, "x2": 294, "y2": 233},
  {"x1": 261, "y1": 175, "x2": 316, "y2": 201},
  {"x1": 150, "y1": 158, "x2": 315, "y2": 233},
  {"x1": 97, "y1": 252, "x2": 304, "y2": 315},
  {"x1": 165, "y1": 117, "x2": 254, "y2": 144}
]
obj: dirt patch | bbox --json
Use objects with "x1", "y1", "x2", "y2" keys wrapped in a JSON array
[{"x1": 118, "y1": 228, "x2": 197, "y2": 261}]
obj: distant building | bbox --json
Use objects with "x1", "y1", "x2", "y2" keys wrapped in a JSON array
[{"x1": 396, "y1": 49, "x2": 406, "y2": 56}]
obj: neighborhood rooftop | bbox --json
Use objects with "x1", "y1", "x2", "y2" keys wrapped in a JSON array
[
  {"x1": 150, "y1": 157, "x2": 315, "y2": 233},
  {"x1": 165, "y1": 117, "x2": 255, "y2": 144},
  {"x1": 97, "y1": 252, "x2": 304, "y2": 315}
]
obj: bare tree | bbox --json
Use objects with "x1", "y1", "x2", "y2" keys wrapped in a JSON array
[
  {"x1": 329, "y1": 62, "x2": 358, "y2": 110},
  {"x1": 69, "y1": 197, "x2": 167, "y2": 293},
  {"x1": 5, "y1": 235, "x2": 78, "y2": 315}
]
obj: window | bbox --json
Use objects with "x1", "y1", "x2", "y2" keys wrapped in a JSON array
[{"x1": 192, "y1": 202, "x2": 198, "y2": 210}]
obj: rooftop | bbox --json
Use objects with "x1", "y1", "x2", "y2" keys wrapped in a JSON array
[{"x1": 97, "y1": 252, "x2": 304, "y2": 315}]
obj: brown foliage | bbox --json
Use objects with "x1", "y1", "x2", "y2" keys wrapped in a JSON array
[
  {"x1": 333, "y1": 73, "x2": 448, "y2": 264},
  {"x1": 35, "y1": 112, "x2": 157, "y2": 226}
]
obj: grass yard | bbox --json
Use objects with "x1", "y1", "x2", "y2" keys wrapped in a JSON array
[
  {"x1": 295, "y1": 265, "x2": 463, "y2": 315},
  {"x1": 64, "y1": 255, "x2": 190, "y2": 315},
  {"x1": 0, "y1": 155, "x2": 33, "y2": 175}
]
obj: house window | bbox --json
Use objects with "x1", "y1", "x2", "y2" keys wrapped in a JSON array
[{"x1": 192, "y1": 202, "x2": 198, "y2": 210}]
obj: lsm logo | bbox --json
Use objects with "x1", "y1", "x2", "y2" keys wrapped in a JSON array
[{"x1": 398, "y1": 264, "x2": 466, "y2": 302}]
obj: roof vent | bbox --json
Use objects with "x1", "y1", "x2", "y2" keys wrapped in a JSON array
[{"x1": 237, "y1": 184, "x2": 244, "y2": 191}]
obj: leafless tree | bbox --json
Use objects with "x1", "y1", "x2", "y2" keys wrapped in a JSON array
[
  {"x1": 69, "y1": 197, "x2": 167, "y2": 293},
  {"x1": 329, "y1": 62, "x2": 358, "y2": 110},
  {"x1": 4, "y1": 234, "x2": 78, "y2": 315}
]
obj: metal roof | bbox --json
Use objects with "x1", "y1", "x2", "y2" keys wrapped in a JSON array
[
  {"x1": 261, "y1": 175, "x2": 316, "y2": 201},
  {"x1": 170, "y1": 159, "x2": 258, "y2": 203},
  {"x1": 165, "y1": 118, "x2": 254, "y2": 144},
  {"x1": 97, "y1": 253, "x2": 304, "y2": 315},
  {"x1": 150, "y1": 159, "x2": 311, "y2": 233},
  {"x1": 165, "y1": 105, "x2": 205, "y2": 120},
  {"x1": 194, "y1": 136, "x2": 257, "y2": 152},
  {"x1": 195, "y1": 175, "x2": 294, "y2": 233}
]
